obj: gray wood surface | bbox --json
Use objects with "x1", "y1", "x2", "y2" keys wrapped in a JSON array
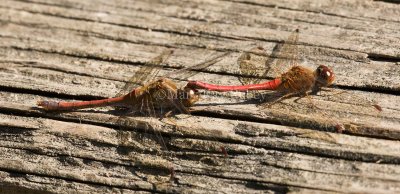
[{"x1": 0, "y1": 0, "x2": 399, "y2": 193}]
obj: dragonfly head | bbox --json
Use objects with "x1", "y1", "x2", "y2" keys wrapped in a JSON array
[
  {"x1": 314, "y1": 65, "x2": 335, "y2": 87},
  {"x1": 178, "y1": 87, "x2": 200, "y2": 107}
]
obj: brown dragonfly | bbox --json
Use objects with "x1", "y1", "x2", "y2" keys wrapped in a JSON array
[
  {"x1": 186, "y1": 29, "x2": 334, "y2": 99},
  {"x1": 38, "y1": 50, "x2": 228, "y2": 114},
  {"x1": 185, "y1": 29, "x2": 382, "y2": 133},
  {"x1": 37, "y1": 49, "x2": 230, "y2": 182}
]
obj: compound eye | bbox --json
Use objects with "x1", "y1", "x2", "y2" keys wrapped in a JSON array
[
  {"x1": 189, "y1": 89, "x2": 194, "y2": 96},
  {"x1": 188, "y1": 89, "x2": 197, "y2": 98},
  {"x1": 318, "y1": 66, "x2": 322, "y2": 72},
  {"x1": 317, "y1": 65, "x2": 330, "y2": 78},
  {"x1": 317, "y1": 67, "x2": 322, "y2": 74},
  {"x1": 325, "y1": 70, "x2": 332, "y2": 78}
]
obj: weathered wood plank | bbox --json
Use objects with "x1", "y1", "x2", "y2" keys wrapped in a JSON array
[
  {"x1": 2, "y1": 0, "x2": 399, "y2": 58},
  {"x1": 0, "y1": 2, "x2": 399, "y2": 91},
  {"x1": 1, "y1": 94, "x2": 400, "y2": 164},
  {"x1": 229, "y1": 0, "x2": 400, "y2": 22},
  {"x1": 0, "y1": 110, "x2": 399, "y2": 193},
  {"x1": 1, "y1": 48, "x2": 399, "y2": 140},
  {"x1": 1, "y1": 0, "x2": 399, "y2": 193},
  {"x1": 0, "y1": 171, "x2": 149, "y2": 194}
]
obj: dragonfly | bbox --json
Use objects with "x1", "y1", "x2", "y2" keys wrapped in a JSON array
[
  {"x1": 36, "y1": 49, "x2": 230, "y2": 182},
  {"x1": 37, "y1": 50, "x2": 229, "y2": 114},
  {"x1": 184, "y1": 29, "x2": 382, "y2": 134},
  {"x1": 185, "y1": 29, "x2": 335, "y2": 104}
]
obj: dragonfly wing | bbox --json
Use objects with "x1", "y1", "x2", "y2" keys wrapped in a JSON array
[
  {"x1": 238, "y1": 46, "x2": 270, "y2": 85},
  {"x1": 269, "y1": 29, "x2": 300, "y2": 78},
  {"x1": 149, "y1": 52, "x2": 230, "y2": 116},
  {"x1": 115, "y1": 49, "x2": 174, "y2": 97},
  {"x1": 167, "y1": 52, "x2": 230, "y2": 81}
]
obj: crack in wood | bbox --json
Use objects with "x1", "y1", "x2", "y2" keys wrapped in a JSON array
[{"x1": 1, "y1": 0, "x2": 400, "y2": 192}]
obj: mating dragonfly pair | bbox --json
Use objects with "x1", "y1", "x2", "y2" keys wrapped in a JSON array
[{"x1": 37, "y1": 29, "x2": 336, "y2": 116}]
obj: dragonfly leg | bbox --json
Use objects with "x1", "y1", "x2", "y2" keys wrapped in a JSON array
[
  {"x1": 311, "y1": 86, "x2": 322, "y2": 95},
  {"x1": 160, "y1": 110, "x2": 180, "y2": 128},
  {"x1": 260, "y1": 93, "x2": 297, "y2": 109},
  {"x1": 328, "y1": 90, "x2": 347, "y2": 97},
  {"x1": 314, "y1": 87, "x2": 346, "y2": 97},
  {"x1": 305, "y1": 93, "x2": 317, "y2": 109},
  {"x1": 294, "y1": 92, "x2": 317, "y2": 109},
  {"x1": 163, "y1": 110, "x2": 174, "y2": 118}
]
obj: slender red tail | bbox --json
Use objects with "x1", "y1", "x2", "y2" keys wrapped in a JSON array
[
  {"x1": 186, "y1": 79, "x2": 282, "y2": 92},
  {"x1": 37, "y1": 96, "x2": 126, "y2": 111}
]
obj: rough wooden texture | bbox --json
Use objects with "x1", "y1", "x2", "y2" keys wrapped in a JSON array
[{"x1": 0, "y1": 0, "x2": 399, "y2": 193}]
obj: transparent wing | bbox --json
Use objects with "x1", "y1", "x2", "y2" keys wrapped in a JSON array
[
  {"x1": 238, "y1": 46, "x2": 269, "y2": 85},
  {"x1": 237, "y1": 30, "x2": 299, "y2": 86},
  {"x1": 166, "y1": 52, "x2": 231, "y2": 81},
  {"x1": 269, "y1": 29, "x2": 300, "y2": 78},
  {"x1": 115, "y1": 49, "x2": 174, "y2": 97}
]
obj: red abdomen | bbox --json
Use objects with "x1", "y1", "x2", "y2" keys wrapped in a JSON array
[{"x1": 186, "y1": 79, "x2": 282, "y2": 92}]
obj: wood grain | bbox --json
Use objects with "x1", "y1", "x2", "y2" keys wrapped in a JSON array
[{"x1": 0, "y1": 0, "x2": 399, "y2": 193}]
